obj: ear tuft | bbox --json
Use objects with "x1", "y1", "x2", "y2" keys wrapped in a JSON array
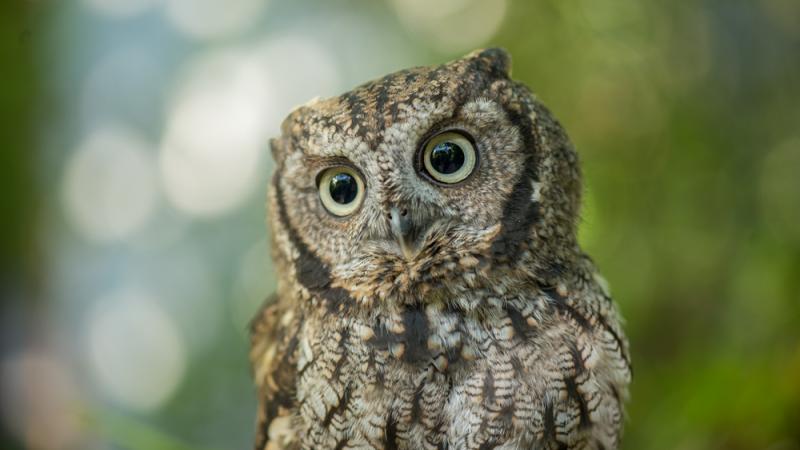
[{"x1": 465, "y1": 47, "x2": 512, "y2": 78}]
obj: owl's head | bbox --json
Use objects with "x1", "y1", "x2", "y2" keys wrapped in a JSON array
[{"x1": 269, "y1": 48, "x2": 582, "y2": 309}]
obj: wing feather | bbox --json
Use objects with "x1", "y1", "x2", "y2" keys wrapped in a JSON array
[{"x1": 249, "y1": 294, "x2": 301, "y2": 450}]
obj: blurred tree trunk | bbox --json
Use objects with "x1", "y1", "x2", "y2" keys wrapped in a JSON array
[
  {"x1": 0, "y1": 2, "x2": 38, "y2": 285},
  {"x1": 0, "y1": 1, "x2": 40, "y2": 449}
]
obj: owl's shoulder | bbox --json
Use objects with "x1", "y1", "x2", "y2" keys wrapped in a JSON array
[{"x1": 250, "y1": 294, "x2": 303, "y2": 450}]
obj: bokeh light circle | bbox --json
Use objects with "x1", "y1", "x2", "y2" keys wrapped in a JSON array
[
  {"x1": 61, "y1": 125, "x2": 159, "y2": 242},
  {"x1": 87, "y1": 288, "x2": 187, "y2": 412},
  {"x1": 164, "y1": 0, "x2": 267, "y2": 40},
  {"x1": 389, "y1": 0, "x2": 507, "y2": 54},
  {"x1": 159, "y1": 50, "x2": 273, "y2": 218}
]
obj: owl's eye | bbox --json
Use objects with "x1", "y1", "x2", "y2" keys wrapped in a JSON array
[
  {"x1": 421, "y1": 131, "x2": 477, "y2": 184},
  {"x1": 318, "y1": 166, "x2": 365, "y2": 216}
]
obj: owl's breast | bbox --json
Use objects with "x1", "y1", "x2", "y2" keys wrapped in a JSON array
[{"x1": 291, "y1": 287, "x2": 629, "y2": 449}]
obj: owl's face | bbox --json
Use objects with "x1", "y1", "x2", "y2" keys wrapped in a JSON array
[{"x1": 270, "y1": 49, "x2": 581, "y2": 304}]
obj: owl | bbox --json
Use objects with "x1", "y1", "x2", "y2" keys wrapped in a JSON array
[{"x1": 249, "y1": 48, "x2": 631, "y2": 450}]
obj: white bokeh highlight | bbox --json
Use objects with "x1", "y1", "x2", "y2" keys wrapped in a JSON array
[
  {"x1": 159, "y1": 50, "x2": 273, "y2": 217},
  {"x1": 87, "y1": 288, "x2": 187, "y2": 412},
  {"x1": 159, "y1": 36, "x2": 341, "y2": 218},
  {"x1": 164, "y1": 0, "x2": 267, "y2": 40},
  {"x1": 390, "y1": 0, "x2": 508, "y2": 54},
  {"x1": 62, "y1": 125, "x2": 159, "y2": 242}
]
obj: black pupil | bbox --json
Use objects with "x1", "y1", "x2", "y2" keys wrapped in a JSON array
[
  {"x1": 329, "y1": 173, "x2": 358, "y2": 204},
  {"x1": 430, "y1": 142, "x2": 465, "y2": 175}
]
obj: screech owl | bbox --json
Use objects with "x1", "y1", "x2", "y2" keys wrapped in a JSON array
[{"x1": 249, "y1": 48, "x2": 631, "y2": 450}]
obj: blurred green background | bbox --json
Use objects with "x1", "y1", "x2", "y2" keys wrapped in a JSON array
[{"x1": 2, "y1": 0, "x2": 799, "y2": 449}]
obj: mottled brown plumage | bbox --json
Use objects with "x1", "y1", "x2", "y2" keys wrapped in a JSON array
[{"x1": 250, "y1": 48, "x2": 631, "y2": 450}]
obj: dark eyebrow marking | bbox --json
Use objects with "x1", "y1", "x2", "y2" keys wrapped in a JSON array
[{"x1": 273, "y1": 171, "x2": 354, "y2": 312}]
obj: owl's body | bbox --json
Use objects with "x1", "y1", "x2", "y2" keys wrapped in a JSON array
[{"x1": 250, "y1": 49, "x2": 631, "y2": 450}]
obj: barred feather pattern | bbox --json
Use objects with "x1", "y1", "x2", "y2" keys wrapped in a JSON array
[{"x1": 252, "y1": 274, "x2": 630, "y2": 449}]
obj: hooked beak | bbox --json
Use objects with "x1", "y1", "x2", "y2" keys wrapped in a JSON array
[{"x1": 389, "y1": 206, "x2": 420, "y2": 260}]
